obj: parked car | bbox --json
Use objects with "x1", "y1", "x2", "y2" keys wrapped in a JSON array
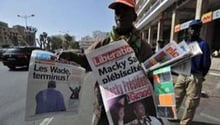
[
  {"x1": 0, "y1": 48, "x2": 8, "y2": 60},
  {"x1": 2, "y1": 46, "x2": 41, "y2": 70}
]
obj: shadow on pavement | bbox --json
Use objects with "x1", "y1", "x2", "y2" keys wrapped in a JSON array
[
  {"x1": 201, "y1": 93, "x2": 209, "y2": 98},
  {"x1": 192, "y1": 121, "x2": 220, "y2": 125}
]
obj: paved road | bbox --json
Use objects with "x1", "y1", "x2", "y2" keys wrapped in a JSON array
[
  {"x1": 0, "y1": 61, "x2": 220, "y2": 125},
  {"x1": 0, "y1": 62, "x2": 31, "y2": 125}
]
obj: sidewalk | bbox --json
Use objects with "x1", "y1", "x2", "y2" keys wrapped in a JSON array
[
  {"x1": 165, "y1": 57, "x2": 220, "y2": 125},
  {"x1": 210, "y1": 57, "x2": 220, "y2": 71}
]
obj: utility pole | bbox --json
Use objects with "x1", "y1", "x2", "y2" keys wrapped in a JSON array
[
  {"x1": 17, "y1": 14, "x2": 36, "y2": 46},
  {"x1": 17, "y1": 14, "x2": 35, "y2": 29}
]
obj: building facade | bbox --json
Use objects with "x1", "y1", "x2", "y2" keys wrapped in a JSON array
[
  {"x1": 0, "y1": 21, "x2": 36, "y2": 47},
  {"x1": 135, "y1": 0, "x2": 220, "y2": 52},
  {"x1": 79, "y1": 40, "x2": 95, "y2": 50}
]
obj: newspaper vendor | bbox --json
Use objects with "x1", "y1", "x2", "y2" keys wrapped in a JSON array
[
  {"x1": 58, "y1": 0, "x2": 158, "y2": 124},
  {"x1": 174, "y1": 19, "x2": 211, "y2": 125}
]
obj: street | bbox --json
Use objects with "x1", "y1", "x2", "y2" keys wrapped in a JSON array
[
  {"x1": 165, "y1": 69, "x2": 220, "y2": 125},
  {"x1": 0, "y1": 62, "x2": 30, "y2": 125},
  {"x1": 0, "y1": 60, "x2": 220, "y2": 125}
]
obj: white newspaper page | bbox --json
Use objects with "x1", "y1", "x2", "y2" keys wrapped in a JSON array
[
  {"x1": 189, "y1": 41, "x2": 203, "y2": 56},
  {"x1": 86, "y1": 40, "x2": 154, "y2": 125},
  {"x1": 25, "y1": 50, "x2": 85, "y2": 121},
  {"x1": 172, "y1": 41, "x2": 203, "y2": 76},
  {"x1": 172, "y1": 41, "x2": 191, "y2": 76}
]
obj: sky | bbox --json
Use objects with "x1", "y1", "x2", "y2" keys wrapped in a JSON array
[{"x1": 0, "y1": 0, "x2": 115, "y2": 40}]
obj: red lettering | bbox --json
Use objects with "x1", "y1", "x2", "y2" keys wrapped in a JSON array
[
  {"x1": 92, "y1": 45, "x2": 133, "y2": 66},
  {"x1": 166, "y1": 47, "x2": 179, "y2": 57},
  {"x1": 127, "y1": 89, "x2": 152, "y2": 103}
]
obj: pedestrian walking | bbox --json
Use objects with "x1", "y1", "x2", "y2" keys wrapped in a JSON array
[{"x1": 174, "y1": 19, "x2": 211, "y2": 125}]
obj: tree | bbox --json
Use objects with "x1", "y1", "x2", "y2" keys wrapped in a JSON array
[
  {"x1": 62, "y1": 34, "x2": 79, "y2": 49},
  {"x1": 63, "y1": 34, "x2": 72, "y2": 49},
  {"x1": 69, "y1": 41, "x2": 79, "y2": 49},
  {"x1": 36, "y1": 37, "x2": 42, "y2": 49},
  {"x1": 38, "y1": 32, "x2": 51, "y2": 50},
  {"x1": 50, "y1": 36, "x2": 63, "y2": 50}
]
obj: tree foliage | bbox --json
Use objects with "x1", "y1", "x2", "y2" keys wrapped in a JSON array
[
  {"x1": 36, "y1": 30, "x2": 106, "y2": 51},
  {"x1": 37, "y1": 32, "x2": 51, "y2": 50},
  {"x1": 49, "y1": 36, "x2": 63, "y2": 50}
]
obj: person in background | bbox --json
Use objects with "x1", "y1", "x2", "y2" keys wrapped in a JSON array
[
  {"x1": 58, "y1": 0, "x2": 155, "y2": 124},
  {"x1": 174, "y1": 19, "x2": 211, "y2": 125},
  {"x1": 35, "y1": 81, "x2": 66, "y2": 114}
]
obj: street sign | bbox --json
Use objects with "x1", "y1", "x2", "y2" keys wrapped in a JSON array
[
  {"x1": 202, "y1": 12, "x2": 212, "y2": 23},
  {"x1": 180, "y1": 20, "x2": 193, "y2": 30}
]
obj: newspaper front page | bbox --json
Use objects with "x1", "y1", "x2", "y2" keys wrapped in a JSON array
[
  {"x1": 86, "y1": 40, "x2": 154, "y2": 125},
  {"x1": 25, "y1": 50, "x2": 85, "y2": 121}
]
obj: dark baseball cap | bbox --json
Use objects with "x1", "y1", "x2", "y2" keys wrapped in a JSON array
[{"x1": 189, "y1": 19, "x2": 202, "y2": 28}]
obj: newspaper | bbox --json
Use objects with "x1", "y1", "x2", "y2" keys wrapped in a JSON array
[
  {"x1": 25, "y1": 50, "x2": 86, "y2": 121},
  {"x1": 172, "y1": 41, "x2": 203, "y2": 76},
  {"x1": 143, "y1": 41, "x2": 202, "y2": 76},
  {"x1": 143, "y1": 41, "x2": 186, "y2": 72},
  {"x1": 153, "y1": 66, "x2": 177, "y2": 119},
  {"x1": 171, "y1": 41, "x2": 191, "y2": 76},
  {"x1": 86, "y1": 40, "x2": 154, "y2": 125}
]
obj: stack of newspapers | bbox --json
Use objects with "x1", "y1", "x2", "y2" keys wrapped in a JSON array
[{"x1": 142, "y1": 40, "x2": 202, "y2": 76}]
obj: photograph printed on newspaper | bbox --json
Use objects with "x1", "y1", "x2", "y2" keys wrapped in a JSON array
[
  {"x1": 152, "y1": 66, "x2": 177, "y2": 119},
  {"x1": 86, "y1": 40, "x2": 155, "y2": 125},
  {"x1": 25, "y1": 50, "x2": 85, "y2": 121}
]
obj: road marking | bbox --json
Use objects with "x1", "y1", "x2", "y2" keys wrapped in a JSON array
[
  {"x1": 200, "y1": 113, "x2": 220, "y2": 123},
  {"x1": 209, "y1": 72, "x2": 220, "y2": 77},
  {"x1": 40, "y1": 117, "x2": 54, "y2": 125}
]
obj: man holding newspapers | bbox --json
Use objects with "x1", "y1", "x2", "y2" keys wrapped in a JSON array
[
  {"x1": 58, "y1": 0, "x2": 159, "y2": 125},
  {"x1": 174, "y1": 19, "x2": 211, "y2": 125}
]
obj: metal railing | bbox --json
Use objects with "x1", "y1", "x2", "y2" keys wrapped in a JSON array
[{"x1": 137, "y1": 0, "x2": 164, "y2": 24}]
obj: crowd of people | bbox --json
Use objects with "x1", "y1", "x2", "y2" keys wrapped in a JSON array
[{"x1": 57, "y1": 0, "x2": 211, "y2": 125}]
